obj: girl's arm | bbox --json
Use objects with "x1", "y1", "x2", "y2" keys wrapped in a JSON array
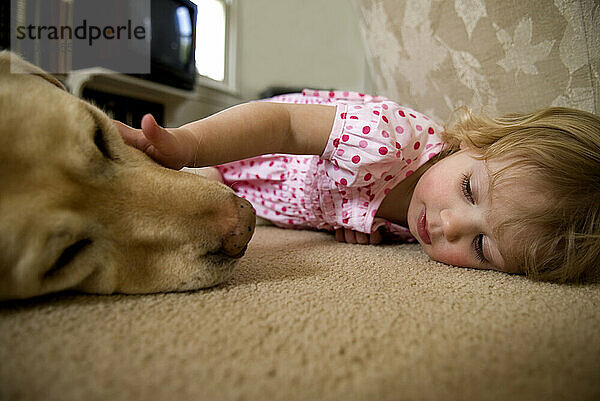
[{"x1": 115, "y1": 102, "x2": 336, "y2": 170}]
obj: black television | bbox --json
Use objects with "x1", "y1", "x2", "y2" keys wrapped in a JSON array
[
  {"x1": 141, "y1": 0, "x2": 197, "y2": 90},
  {"x1": 0, "y1": 0, "x2": 198, "y2": 90}
]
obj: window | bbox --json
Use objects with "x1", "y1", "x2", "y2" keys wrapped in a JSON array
[{"x1": 191, "y1": 0, "x2": 236, "y2": 90}]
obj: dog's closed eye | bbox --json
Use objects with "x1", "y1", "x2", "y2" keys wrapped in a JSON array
[
  {"x1": 94, "y1": 125, "x2": 112, "y2": 159},
  {"x1": 44, "y1": 238, "x2": 93, "y2": 279}
]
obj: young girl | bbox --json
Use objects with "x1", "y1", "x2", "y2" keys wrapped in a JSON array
[{"x1": 115, "y1": 89, "x2": 600, "y2": 283}]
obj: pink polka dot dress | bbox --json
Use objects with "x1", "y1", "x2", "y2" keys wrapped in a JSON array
[{"x1": 217, "y1": 89, "x2": 444, "y2": 241}]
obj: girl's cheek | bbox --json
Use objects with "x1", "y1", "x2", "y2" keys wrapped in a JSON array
[{"x1": 425, "y1": 245, "x2": 472, "y2": 268}]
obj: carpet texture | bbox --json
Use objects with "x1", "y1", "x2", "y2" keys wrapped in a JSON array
[{"x1": 1, "y1": 226, "x2": 599, "y2": 401}]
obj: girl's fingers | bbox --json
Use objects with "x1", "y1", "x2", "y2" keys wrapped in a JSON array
[
  {"x1": 343, "y1": 228, "x2": 357, "y2": 244},
  {"x1": 140, "y1": 114, "x2": 179, "y2": 157},
  {"x1": 370, "y1": 228, "x2": 383, "y2": 245},
  {"x1": 335, "y1": 228, "x2": 381, "y2": 245},
  {"x1": 355, "y1": 231, "x2": 370, "y2": 245},
  {"x1": 114, "y1": 120, "x2": 147, "y2": 149},
  {"x1": 114, "y1": 116, "x2": 185, "y2": 170}
]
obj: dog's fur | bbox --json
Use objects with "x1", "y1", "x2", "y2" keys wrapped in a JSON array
[{"x1": 0, "y1": 52, "x2": 255, "y2": 300}]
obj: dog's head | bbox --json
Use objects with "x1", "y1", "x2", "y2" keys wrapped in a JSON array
[{"x1": 0, "y1": 52, "x2": 255, "y2": 300}]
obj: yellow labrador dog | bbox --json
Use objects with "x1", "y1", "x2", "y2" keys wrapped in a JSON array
[{"x1": 0, "y1": 52, "x2": 255, "y2": 300}]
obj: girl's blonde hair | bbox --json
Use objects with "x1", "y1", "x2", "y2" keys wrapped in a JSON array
[{"x1": 440, "y1": 106, "x2": 600, "y2": 283}]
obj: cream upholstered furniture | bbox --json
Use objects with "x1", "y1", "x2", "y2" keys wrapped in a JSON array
[
  {"x1": 355, "y1": 0, "x2": 598, "y2": 121},
  {"x1": 0, "y1": 1, "x2": 598, "y2": 400}
]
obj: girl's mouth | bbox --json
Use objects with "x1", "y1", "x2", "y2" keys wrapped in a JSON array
[{"x1": 417, "y1": 208, "x2": 431, "y2": 245}]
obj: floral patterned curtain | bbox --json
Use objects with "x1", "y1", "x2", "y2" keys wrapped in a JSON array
[{"x1": 354, "y1": 0, "x2": 599, "y2": 121}]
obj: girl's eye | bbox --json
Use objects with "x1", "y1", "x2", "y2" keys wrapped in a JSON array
[
  {"x1": 460, "y1": 173, "x2": 475, "y2": 204},
  {"x1": 473, "y1": 234, "x2": 487, "y2": 264}
]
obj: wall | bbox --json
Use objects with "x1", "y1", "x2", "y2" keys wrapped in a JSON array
[{"x1": 237, "y1": 0, "x2": 369, "y2": 100}]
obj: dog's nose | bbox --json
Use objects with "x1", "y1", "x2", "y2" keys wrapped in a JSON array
[{"x1": 220, "y1": 197, "x2": 256, "y2": 258}]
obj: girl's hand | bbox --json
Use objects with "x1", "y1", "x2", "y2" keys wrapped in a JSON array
[
  {"x1": 335, "y1": 228, "x2": 383, "y2": 245},
  {"x1": 114, "y1": 114, "x2": 195, "y2": 170}
]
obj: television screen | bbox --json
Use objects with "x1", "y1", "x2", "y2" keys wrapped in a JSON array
[
  {"x1": 152, "y1": 0, "x2": 194, "y2": 70},
  {"x1": 145, "y1": 0, "x2": 197, "y2": 90}
]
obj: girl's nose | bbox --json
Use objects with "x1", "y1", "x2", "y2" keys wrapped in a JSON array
[{"x1": 440, "y1": 209, "x2": 474, "y2": 242}]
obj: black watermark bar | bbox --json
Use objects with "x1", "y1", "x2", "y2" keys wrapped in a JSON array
[
  {"x1": 10, "y1": 0, "x2": 150, "y2": 74},
  {"x1": 16, "y1": 19, "x2": 147, "y2": 47}
]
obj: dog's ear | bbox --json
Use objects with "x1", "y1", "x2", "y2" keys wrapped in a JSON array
[{"x1": 0, "y1": 51, "x2": 67, "y2": 91}]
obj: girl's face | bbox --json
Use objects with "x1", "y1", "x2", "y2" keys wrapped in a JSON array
[{"x1": 407, "y1": 148, "x2": 537, "y2": 273}]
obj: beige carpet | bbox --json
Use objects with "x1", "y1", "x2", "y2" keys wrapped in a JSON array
[{"x1": 1, "y1": 226, "x2": 599, "y2": 401}]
